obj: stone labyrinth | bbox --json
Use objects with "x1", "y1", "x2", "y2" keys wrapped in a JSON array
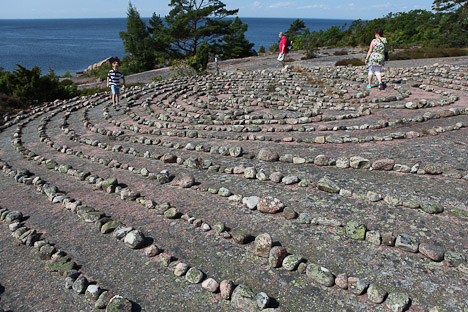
[{"x1": 0, "y1": 63, "x2": 467, "y2": 312}]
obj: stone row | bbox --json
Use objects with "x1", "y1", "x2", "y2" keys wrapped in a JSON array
[
  {"x1": 59, "y1": 111, "x2": 464, "y2": 219},
  {"x1": 108, "y1": 99, "x2": 468, "y2": 146},
  {"x1": 13, "y1": 103, "x2": 444, "y2": 311},
  {"x1": 0, "y1": 158, "x2": 275, "y2": 311},
  {"x1": 99, "y1": 103, "x2": 468, "y2": 180},
  {"x1": 32, "y1": 103, "x2": 468, "y2": 247},
  {"x1": 0, "y1": 202, "x2": 133, "y2": 311},
  {"x1": 8, "y1": 109, "x2": 285, "y2": 311},
  {"x1": 35, "y1": 116, "x2": 468, "y2": 274}
]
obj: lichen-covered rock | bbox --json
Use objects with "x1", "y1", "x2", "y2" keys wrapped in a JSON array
[
  {"x1": 346, "y1": 221, "x2": 367, "y2": 240},
  {"x1": 419, "y1": 243, "x2": 445, "y2": 262},
  {"x1": 106, "y1": 295, "x2": 132, "y2": 312},
  {"x1": 282, "y1": 254, "x2": 303, "y2": 271},
  {"x1": 86, "y1": 284, "x2": 103, "y2": 300},
  {"x1": 268, "y1": 246, "x2": 288, "y2": 268},
  {"x1": 317, "y1": 177, "x2": 340, "y2": 193},
  {"x1": 367, "y1": 283, "x2": 387, "y2": 303},
  {"x1": 306, "y1": 263, "x2": 335, "y2": 287},
  {"x1": 257, "y1": 148, "x2": 279, "y2": 162},
  {"x1": 95, "y1": 291, "x2": 114, "y2": 309},
  {"x1": 348, "y1": 276, "x2": 369, "y2": 295},
  {"x1": 420, "y1": 202, "x2": 444, "y2": 214},
  {"x1": 46, "y1": 256, "x2": 76, "y2": 274},
  {"x1": 254, "y1": 233, "x2": 272, "y2": 258},
  {"x1": 385, "y1": 293, "x2": 410, "y2": 312},
  {"x1": 257, "y1": 196, "x2": 284, "y2": 213},
  {"x1": 72, "y1": 276, "x2": 88, "y2": 294},
  {"x1": 231, "y1": 284, "x2": 256, "y2": 312},
  {"x1": 185, "y1": 268, "x2": 204, "y2": 284},
  {"x1": 164, "y1": 208, "x2": 180, "y2": 219},
  {"x1": 395, "y1": 234, "x2": 419, "y2": 253},
  {"x1": 444, "y1": 251, "x2": 466, "y2": 267}
]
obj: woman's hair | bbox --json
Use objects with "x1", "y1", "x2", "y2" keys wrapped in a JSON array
[
  {"x1": 375, "y1": 29, "x2": 384, "y2": 37},
  {"x1": 112, "y1": 61, "x2": 120, "y2": 67}
]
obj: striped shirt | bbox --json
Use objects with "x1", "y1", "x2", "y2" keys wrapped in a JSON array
[{"x1": 108, "y1": 70, "x2": 124, "y2": 87}]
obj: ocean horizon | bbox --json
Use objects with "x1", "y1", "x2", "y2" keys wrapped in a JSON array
[{"x1": 0, "y1": 17, "x2": 353, "y2": 75}]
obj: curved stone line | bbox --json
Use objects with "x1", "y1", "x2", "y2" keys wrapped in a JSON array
[{"x1": 19, "y1": 104, "x2": 468, "y2": 271}]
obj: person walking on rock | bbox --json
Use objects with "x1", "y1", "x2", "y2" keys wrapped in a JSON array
[
  {"x1": 107, "y1": 61, "x2": 125, "y2": 107},
  {"x1": 365, "y1": 29, "x2": 387, "y2": 90},
  {"x1": 278, "y1": 32, "x2": 289, "y2": 72}
]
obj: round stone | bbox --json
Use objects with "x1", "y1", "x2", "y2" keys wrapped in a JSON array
[
  {"x1": 185, "y1": 268, "x2": 204, "y2": 284},
  {"x1": 123, "y1": 230, "x2": 145, "y2": 249}
]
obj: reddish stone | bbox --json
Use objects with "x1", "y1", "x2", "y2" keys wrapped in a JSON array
[
  {"x1": 220, "y1": 280, "x2": 235, "y2": 300},
  {"x1": 171, "y1": 175, "x2": 195, "y2": 188},
  {"x1": 335, "y1": 273, "x2": 348, "y2": 289},
  {"x1": 257, "y1": 196, "x2": 284, "y2": 214},
  {"x1": 268, "y1": 246, "x2": 288, "y2": 268},
  {"x1": 161, "y1": 154, "x2": 177, "y2": 163},
  {"x1": 372, "y1": 159, "x2": 395, "y2": 171}
]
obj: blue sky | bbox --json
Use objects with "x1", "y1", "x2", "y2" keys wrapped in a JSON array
[{"x1": 0, "y1": 0, "x2": 435, "y2": 20}]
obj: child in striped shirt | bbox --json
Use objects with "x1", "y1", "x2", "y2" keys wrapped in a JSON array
[{"x1": 107, "y1": 61, "x2": 125, "y2": 107}]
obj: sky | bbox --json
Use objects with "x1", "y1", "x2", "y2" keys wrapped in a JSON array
[{"x1": 0, "y1": 0, "x2": 435, "y2": 20}]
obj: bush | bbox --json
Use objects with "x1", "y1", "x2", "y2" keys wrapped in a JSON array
[
  {"x1": 258, "y1": 46, "x2": 266, "y2": 54},
  {"x1": 333, "y1": 50, "x2": 348, "y2": 56},
  {"x1": 0, "y1": 94, "x2": 25, "y2": 114},
  {"x1": 269, "y1": 43, "x2": 279, "y2": 53},
  {"x1": 335, "y1": 58, "x2": 365, "y2": 66},
  {"x1": 0, "y1": 65, "x2": 79, "y2": 107},
  {"x1": 390, "y1": 47, "x2": 467, "y2": 60}
]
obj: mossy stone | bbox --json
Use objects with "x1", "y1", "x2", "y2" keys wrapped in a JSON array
[
  {"x1": 46, "y1": 256, "x2": 76, "y2": 274},
  {"x1": 102, "y1": 177, "x2": 118, "y2": 187},
  {"x1": 346, "y1": 221, "x2": 367, "y2": 240},
  {"x1": 306, "y1": 262, "x2": 335, "y2": 287},
  {"x1": 420, "y1": 203, "x2": 444, "y2": 214},
  {"x1": 106, "y1": 295, "x2": 132, "y2": 312},
  {"x1": 101, "y1": 220, "x2": 121, "y2": 234}
]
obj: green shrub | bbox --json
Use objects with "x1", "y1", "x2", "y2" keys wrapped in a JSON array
[
  {"x1": 0, "y1": 65, "x2": 79, "y2": 107},
  {"x1": 390, "y1": 47, "x2": 467, "y2": 60},
  {"x1": 333, "y1": 50, "x2": 348, "y2": 56},
  {"x1": 258, "y1": 46, "x2": 266, "y2": 54},
  {"x1": 335, "y1": 58, "x2": 365, "y2": 66},
  {"x1": 269, "y1": 43, "x2": 279, "y2": 53}
]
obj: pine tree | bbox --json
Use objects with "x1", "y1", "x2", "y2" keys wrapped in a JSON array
[
  {"x1": 165, "y1": 0, "x2": 238, "y2": 56},
  {"x1": 119, "y1": 3, "x2": 155, "y2": 72},
  {"x1": 222, "y1": 17, "x2": 254, "y2": 59}
]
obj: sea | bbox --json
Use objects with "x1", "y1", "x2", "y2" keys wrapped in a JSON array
[{"x1": 0, "y1": 17, "x2": 352, "y2": 76}]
